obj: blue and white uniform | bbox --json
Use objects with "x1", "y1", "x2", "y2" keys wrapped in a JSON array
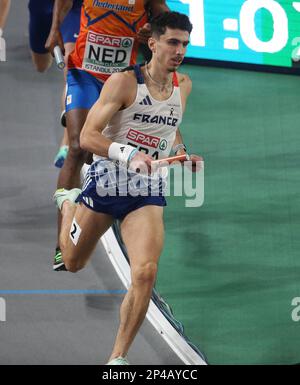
[{"x1": 78, "y1": 64, "x2": 183, "y2": 219}]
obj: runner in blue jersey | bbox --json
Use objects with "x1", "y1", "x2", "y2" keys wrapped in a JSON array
[{"x1": 28, "y1": 0, "x2": 82, "y2": 167}]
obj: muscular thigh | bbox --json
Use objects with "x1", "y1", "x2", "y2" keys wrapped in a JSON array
[
  {"x1": 65, "y1": 70, "x2": 104, "y2": 146},
  {"x1": 66, "y1": 108, "x2": 89, "y2": 147},
  {"x1": 120, "y1": 205, "x2": 164, "y2": 267},
  {"x1": 28, "y1": 0, "x2": 52, "y2": 54}
]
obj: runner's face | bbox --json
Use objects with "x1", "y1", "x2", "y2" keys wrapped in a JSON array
[{"x1": 153, "y1": 28, "x2": 190, "y2": 72}]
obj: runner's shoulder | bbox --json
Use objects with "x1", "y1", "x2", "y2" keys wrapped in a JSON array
[
  {"x1": 104, "y1": 70, "x2": 137, "y2": 106},
  {"x1": 177, "y1": 72, "x2": 192, "y2": 86},
  {"x1": 177, "y1": 72, "x2": 192, "y2": 94},
  {"x1": 106, "y1": 70, "x2": 136, "y2": 89}
]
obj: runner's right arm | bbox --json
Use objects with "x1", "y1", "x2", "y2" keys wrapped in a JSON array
[
  {"x1": 80, "y1": 72, "x2": 153, "y2": 171},
  {"x1": 45, "y1": 0, "x2": 74, "y2": 55}
]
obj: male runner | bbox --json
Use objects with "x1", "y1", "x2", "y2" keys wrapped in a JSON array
[
  {"x1": 46, "y1": 0, "x2": 170, "y2": 270},
  {"x1": 28, "y1": 0, "x2": 82, "y2": 167},
  {"x1": 53, "y1": 11, "x2": 202, "y2": 365}
]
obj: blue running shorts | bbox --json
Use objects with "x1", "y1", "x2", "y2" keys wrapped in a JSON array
[
  {"x1": 28, "y1": 0, "x2": 81, "y2": 54},
  {"x1": 65, "y1": 69, "x2": 104, "y2": 112},
  {"x1": 77, "y1": 160, "x2": 167, "y2": 220}
]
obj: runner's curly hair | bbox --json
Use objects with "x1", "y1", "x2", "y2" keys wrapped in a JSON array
[{"x1": 151, "y1": 11, "x2": 193, "y2": 37}]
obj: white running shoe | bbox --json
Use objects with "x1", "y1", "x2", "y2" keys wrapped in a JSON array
[
  {"x1": 106, "y1": 356, "x2": 130, "y2": 365},
  {"x1": 53, "y1": 188, "x2": 81, "y2": 210}
]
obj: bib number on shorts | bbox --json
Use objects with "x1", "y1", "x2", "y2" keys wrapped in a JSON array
[{"x1": 83, "y1": 32, "x2": 134, "y2": 75}]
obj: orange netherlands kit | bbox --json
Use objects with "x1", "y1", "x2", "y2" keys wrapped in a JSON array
[{"x1": 68, "y1": 0, "x2": 148, "y2": 82}]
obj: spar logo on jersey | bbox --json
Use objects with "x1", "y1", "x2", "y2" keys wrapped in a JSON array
[
  {"x1": 126, "y1": 129, "x2": 167, "y2": 150},
  {"x1": 133, "y1": 113, "x2": 178, "y2": 127},
  {"x1": 88, "y1": 33, "x2": 123, "y2": 47},
  {"x1": 87, "y1": 34, "x2": 132, "y2": 49}
]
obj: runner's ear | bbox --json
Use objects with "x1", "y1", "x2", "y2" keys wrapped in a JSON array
[{"x1": 148, "y1": 37, "x2": 156, "y2": 53}]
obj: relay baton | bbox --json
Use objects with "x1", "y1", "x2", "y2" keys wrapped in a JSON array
[
  {"x1": 151, "y1": 154, "x2": 189, "y2": 168},
  {"x1": 54, "y1": 46, "x2": 65, "y2": 70}
]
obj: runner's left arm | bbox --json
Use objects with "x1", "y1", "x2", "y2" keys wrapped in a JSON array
[
  {"x1": 137, "y1": 0, "x2": 170, "y2": 44},
  {"x1": 147, "y1": 0, "x2": 169, "y2": 16},
  {"x1": 172, "y1": 129, "x2": 187, "y2": 156},
  {"x1": 45, "y1": 0, "x2": 74, "y2": 55},
  {"x1": 173, "y1": 74, "x2": 203, "y2": 171},
  {"x1": 172, "y1": 74, "x2": 192, "y2": 154}
]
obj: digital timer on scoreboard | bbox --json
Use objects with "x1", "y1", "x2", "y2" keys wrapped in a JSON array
[{"x1": 166, "y1": 0, "x2": 300, "y2": 69}]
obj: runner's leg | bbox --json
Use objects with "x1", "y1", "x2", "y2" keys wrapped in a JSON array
[
  {"x1": 108, "y1": 205, "x2": 164, "y2": 360},
  {"x1": 60, "y1": 201, "x2": 113, "y2": 272}
]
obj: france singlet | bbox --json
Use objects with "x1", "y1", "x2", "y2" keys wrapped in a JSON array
[
  {"x1": 79, "y1": 65, "x2": 183, "y2": 217},
  {"x1": 99, "y1": 65, "x2": 183, "y2": 160},
  {"x1": 89, "y1": 64, "x2": 183, "y2": 196}
]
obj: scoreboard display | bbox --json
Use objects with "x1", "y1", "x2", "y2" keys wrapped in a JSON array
[{"x1": 166, "y1": 0, "x2": 300, "y2": 69}]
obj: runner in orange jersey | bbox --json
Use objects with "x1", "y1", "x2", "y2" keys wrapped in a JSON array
[{"x1": 46, "y1": 0, "x2": 169, "y2": 270}]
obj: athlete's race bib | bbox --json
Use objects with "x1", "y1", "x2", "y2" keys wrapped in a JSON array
[
  {"x1": 126, "y1": 128, "x2": 170, "y2": 160},
  {"x1": 83, "y1": 31, "x2": 134, "y2": 75}
]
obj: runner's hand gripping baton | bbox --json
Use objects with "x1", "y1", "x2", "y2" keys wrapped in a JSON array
[{"x1": 151, "y1": 154, "x2": 204, "y2": 173}]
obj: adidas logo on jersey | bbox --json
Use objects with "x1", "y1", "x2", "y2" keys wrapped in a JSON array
[{"x1": 139, "y1": 95, "x2": 152, "y2": 106}]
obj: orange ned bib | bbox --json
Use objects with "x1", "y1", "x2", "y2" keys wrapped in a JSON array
[{"x1": 68, "y1": 0, "x2": 147, "y2": 82}]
